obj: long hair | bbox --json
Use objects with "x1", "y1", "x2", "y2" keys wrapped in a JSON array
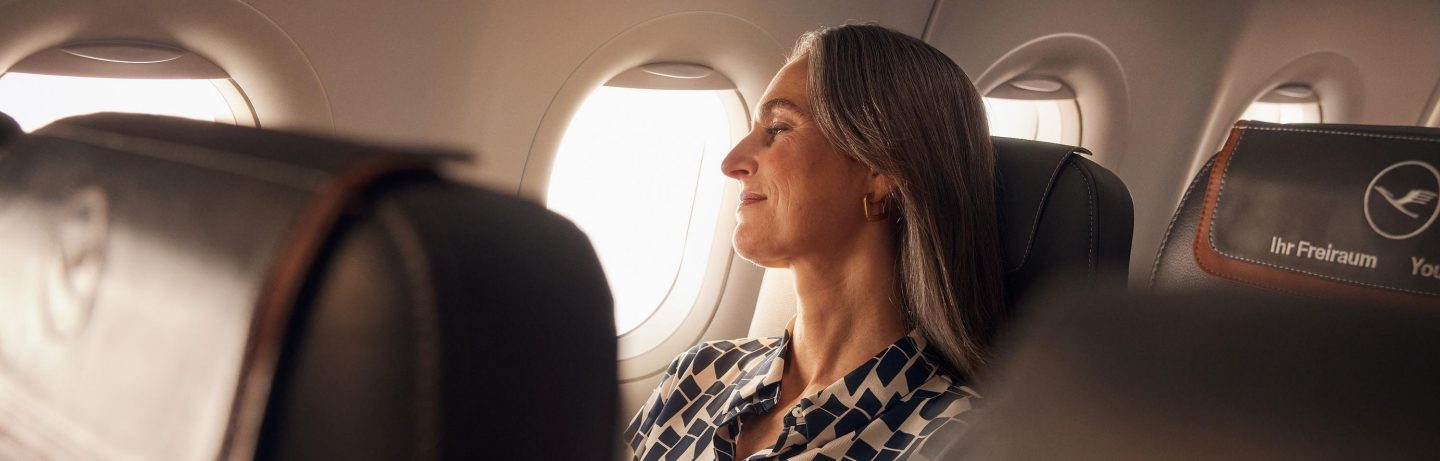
[{"x1": 792, "y1": 24, "x2": 1006, "y2": 381}]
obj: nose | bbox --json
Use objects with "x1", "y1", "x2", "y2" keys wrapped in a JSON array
[{"x1": 721, "y1": 129, "x2": 758, "y2": 179}]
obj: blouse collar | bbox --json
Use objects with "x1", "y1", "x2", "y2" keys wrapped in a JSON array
[{"x1": 717, "y1": 327, "x2": 948, "y2": 451}]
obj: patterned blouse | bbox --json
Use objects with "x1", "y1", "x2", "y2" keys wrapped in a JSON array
[{"x1": 624, "y1": 329, "x2": 979, "y2": 460}]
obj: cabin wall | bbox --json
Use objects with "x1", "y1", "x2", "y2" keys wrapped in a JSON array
[
  {"x1": 1194, "y1": 0, "x2": 1440, "y2": 168},
  {"x1": 240, "y1": 0, "x2": 935, "y2": 190}
]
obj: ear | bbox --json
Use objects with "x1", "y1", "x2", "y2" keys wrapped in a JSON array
[{"x1": 867, "y1": 171, "x2": 898, "y2": 198}]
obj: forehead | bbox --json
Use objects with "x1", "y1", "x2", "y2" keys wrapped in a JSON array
[{"x1": 758, "y1": 57, "x2": 811, "y2": 117}]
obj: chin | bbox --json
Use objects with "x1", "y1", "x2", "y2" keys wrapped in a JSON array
[
  {"x1": 736, "y1": 252, "x2": 787, "y2": 269},
  {"x1": 731, "y1": 231, "x2": 787, "y2": 269}
]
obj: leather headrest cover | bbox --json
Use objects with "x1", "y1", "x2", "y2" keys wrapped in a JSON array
[
  {"x1": 1194, "y1": 121, "x2": 1440, "y2": 305},
  {"x1": 0, "y1": 113, "x2": 445, "y2": 459}
]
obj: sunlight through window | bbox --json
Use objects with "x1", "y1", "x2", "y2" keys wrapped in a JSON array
[
  {"x1": 1241, "y1": 102, "x2": 1321, "y2": 124},
  {"x1": 1240, "y1": 84, "x2": 1321, "y2": 124},
  {"x1": 984, "y1": 98, "x2": 1077, "y2": 143},
  {"x1": 547, "y1": 85, "x2": 735, "y2": 335},
  {"x1": 0, "y1": 73, "x2": 247, "y2": 132},
  {"x1": 983, "y1": 78, "x2": 1081, "y2": 145}
]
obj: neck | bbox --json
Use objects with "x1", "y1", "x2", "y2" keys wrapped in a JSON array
[{"x1": 784, "y1": 228, "x2": 907, "y2": 396}]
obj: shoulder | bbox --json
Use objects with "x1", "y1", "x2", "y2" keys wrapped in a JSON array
[
  {"x1": 922, "y1": 373, "x2": 982, "y2": 416},
  {"x1": 835, "y1": 375, "x2": 980, "y2": 459},
  {"x1": 902, "y1": 380, "x2": 983, "y2": 459},
  {"x1": 883, "y1": 373, "x2": 981, "y2": 430}
]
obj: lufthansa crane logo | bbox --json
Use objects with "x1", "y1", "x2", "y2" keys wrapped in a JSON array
[{"x1": 1364, "y1": 160, "x2": 1440, "y2": 240}]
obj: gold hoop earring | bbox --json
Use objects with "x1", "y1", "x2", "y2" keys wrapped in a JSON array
[{"x1": 863, "y1": 192, "x2": 886, "y2": 222}]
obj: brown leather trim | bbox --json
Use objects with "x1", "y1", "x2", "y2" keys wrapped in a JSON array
[
  {"x1": 1193, "y1": 121, "x2": 1434, "y2": 308},
  {"x1": 220, "y1": 155, "x2": 439, "y2": 461}
]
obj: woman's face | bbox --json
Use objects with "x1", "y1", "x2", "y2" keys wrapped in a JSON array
[{"x1": 721, "y1": 57, "x2": 884, "y2": 268}]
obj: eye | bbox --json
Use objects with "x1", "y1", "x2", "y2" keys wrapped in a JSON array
[{"x1": 764, "y1": 124, "x2": 790, "y2": 137}]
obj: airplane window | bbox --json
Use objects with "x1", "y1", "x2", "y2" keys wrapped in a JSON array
[
  {"x1": 0, "y1": 73, "x2": 252, "y2": 132},
  {"x1": 0, "y1": 42, "x2": 256, "y2": 132},
  {"x1": 1241, "y1": 84, "x2": 1322, "y2": 124},
  {"x1": 984, "y1": 77, "x2": 1081, "y2": 145},
  {"x1": 546, "y1": 67, "x2": 738, "y2": 335}
]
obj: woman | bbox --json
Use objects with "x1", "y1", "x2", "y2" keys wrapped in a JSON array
[{"x1": 625, "y1": 24, "x2": 1005, "y2": 460}]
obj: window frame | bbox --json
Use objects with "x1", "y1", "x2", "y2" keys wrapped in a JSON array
[
  {"x1": 1238, "y1": 84, "x2": 1323, "y2": 124},
  {"x1": 0, "y1": 41, "x2": 258, "y2": 130},
  {"x1": 544, "y1": 79, "x2": 744, "y2": 341},
  {"x1": 516, "y1": 13, "x2": 779, "y2": 400},
  {"x1": 984, "y1": 77, "x2": 1083, "y2": 145}
]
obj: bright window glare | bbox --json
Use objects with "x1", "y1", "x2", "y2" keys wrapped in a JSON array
[
  {"x1": 547, "y1": 86, "x2": 733, "y2": 335},
  {"x1": 983, "y1": 97, "x2": 1076, "y2": 144},
  {"x1": 0, "y1": 72, "x2": 240, "y2": 132},
  {"x1": 1240, "y1": 101, "x2": 1321, "y2": 124}
]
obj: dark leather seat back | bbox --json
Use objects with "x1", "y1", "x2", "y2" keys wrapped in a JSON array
[
  {"x1": 995, "y1": 137, "x2": 1134, "y2": 310},
  {"x1": 0, "y1": 113, "x2": 616, "y2": 460},
  {"x1": 1149, "y1": 121, "x2": 1439, "y2": 307}
]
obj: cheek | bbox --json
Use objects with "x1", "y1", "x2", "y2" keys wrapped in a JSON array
[
  {"x1": 732, "y1": 184, "x2": 854, "y2": 263},
  {"x1": 781, "y1": 168, "x2": 859, "y2": 229},
  {"x1": 789, "y1": 195, "x2": 858, "y2": 243}
]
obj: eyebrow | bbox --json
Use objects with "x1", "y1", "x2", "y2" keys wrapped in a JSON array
[{"x1": 757, "y1": 98, "x2": 804, "y2": 120}]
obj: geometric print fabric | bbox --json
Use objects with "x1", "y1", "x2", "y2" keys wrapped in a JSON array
[{"x1": 625, "y1": 329, "x2": 979, "y2": 460}]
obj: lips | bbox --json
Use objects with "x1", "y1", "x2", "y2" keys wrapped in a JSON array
[{"x1": 740, "y1": 192, "x2": 767, "y2": 206}]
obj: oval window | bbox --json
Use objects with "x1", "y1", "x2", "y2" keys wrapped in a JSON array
[
  {"x1": 984, "y1": 77, "x2": 1081, "y2": 145},
  {"x1": 546, "y1": 63, "x2": 741, "y2": 335},
  {"x1": 0, "y1": 42, "x2": 255, "y2": 131}
]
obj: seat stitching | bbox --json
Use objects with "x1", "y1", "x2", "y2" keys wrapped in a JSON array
[
  {"x1": 1245, "y1": 126, "x2": 1440, "y2": 143},
  {"x1": 1013, "y1": 150, "x2": 1074, "y2": 272},
  {"x1": 1070, "y1": 162, "x2": 1096, "y2": 276}
]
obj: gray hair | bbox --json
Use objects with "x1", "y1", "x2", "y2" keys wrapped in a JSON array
[{"x1": 792, "y1": 24, "x2": 1006, "y2": 381}]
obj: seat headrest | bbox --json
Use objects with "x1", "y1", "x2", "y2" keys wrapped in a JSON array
[
  {"x1": 994, "y1": 137, "x2": 1134, "y2": 308},
  {"x1": 1151, "y1": 121, "x2": 1440, "y2": 307},
  {"x1": 0, "y1": 113, "x2": 617, "y2": 459}
]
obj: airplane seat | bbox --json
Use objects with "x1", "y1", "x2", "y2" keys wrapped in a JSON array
[
  {"x1": 992, "y1": 137, "x2": 1134, "y2": 312},
  {"x1": 748, "y1": 137, "x2": 1134, "y2": 340},
  {"x1": 0, "y1": 113, "x2": 616, "y2": 460},
  {"x1": 0, "y1": 110, "x2": 20, "y2": 144},
  {"x1": 1149, "y1": 121, "x2": 1439, "y2": 307}
]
